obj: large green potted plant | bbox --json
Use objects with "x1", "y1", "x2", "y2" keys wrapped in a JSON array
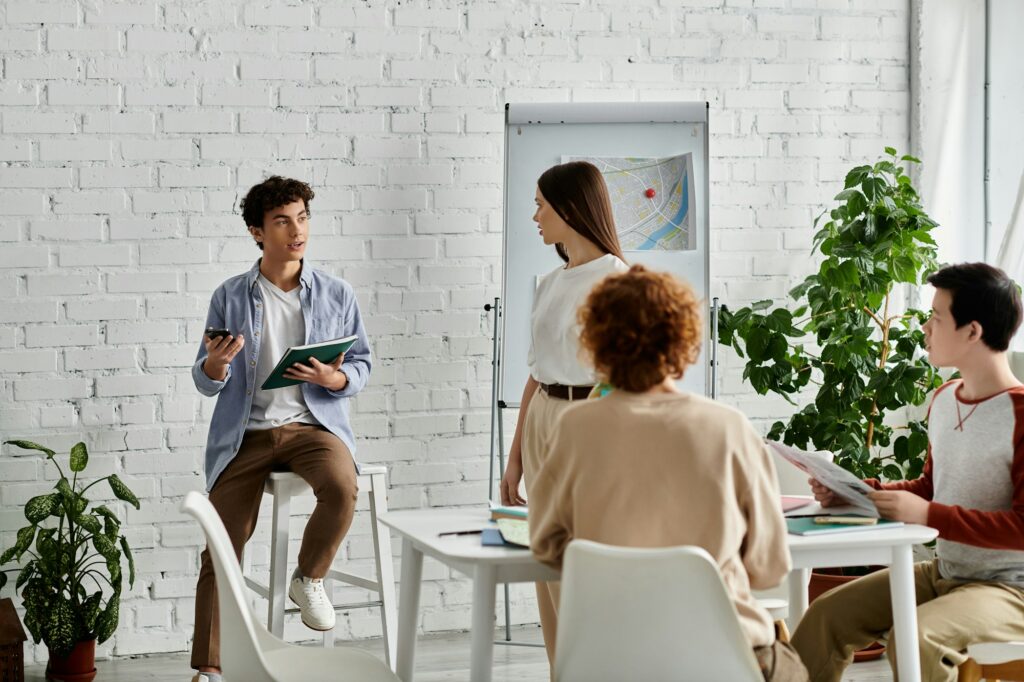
[
  {"x1": 0, "y1": 440, "x2": 139, "y2": 682},
  {"x1": 720, "y1": 148, "x2": 942, "y2": 659},
  {"x1": 718, "y1": 149, "x2": 944, "y2": 660},
  {"x1": 718, "y1": 148, "x2": 944, "y2": 482}
]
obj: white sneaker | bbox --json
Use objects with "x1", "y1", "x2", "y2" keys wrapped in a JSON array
[
  {"x1": 288, "y1": 568, "x2": 336, "y2": 631},
  {"x1": 191, "y1": 673, "x2": 222, "y2": 682}
]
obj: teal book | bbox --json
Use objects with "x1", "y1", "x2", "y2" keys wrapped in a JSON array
[
  {"x1": 260, "y1": 335, "x2": 359, "y2": 390},
  {"x1": 786, "y1": 517, "x2": 903, "y2": 536}
]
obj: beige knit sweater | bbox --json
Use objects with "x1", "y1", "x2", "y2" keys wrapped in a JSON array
[{"x1": 528, "y1": 389, "x2": 791, "y2": 648}]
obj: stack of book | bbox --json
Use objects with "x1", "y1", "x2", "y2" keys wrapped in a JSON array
[{"x1": 488, "y1": 503, "x2": 527, "y2": 521}]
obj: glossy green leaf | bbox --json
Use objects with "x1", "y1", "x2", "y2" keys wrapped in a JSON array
[
  {"x1": 120, "y1": 535, "x2": 135, "y2": 588},
  {"x1": 25, "y1": 494, "x2": 58, "y2": 524},
  {"x1": 13, "y1": 525, "x2": 36, "y2": 560},
  {"x1": 95, "y1": 593, "x2": 120, "y2": 643},
  {"x1": 76, "y1": 514, "x2": 102, "y2": 535},
  {"x1": 69, "y1": 442, "x2": 88, "y2": 472},
  {"x1": 107, "y1": 475, "x2": 140, "y2": 510},
  {"x1": 4, "y1": 440, "x2": 56, "y2": 457},
  {"x1": 46, "y1": 600, "x2": 77, "y2": 658}
]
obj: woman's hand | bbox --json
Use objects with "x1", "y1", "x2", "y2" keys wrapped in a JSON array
[
  {"x1": 808, "y1": 477, "x2": 840, "y2": 507},
  {"x1": 203, "y1": 334, "x2": 244, "y2": 381},
  {"x1": 283, "y1": 354, "x2": 347, "y2": 391},
  {"x1": 501, "y1": 453, "x2": 526, "y2": 506}
]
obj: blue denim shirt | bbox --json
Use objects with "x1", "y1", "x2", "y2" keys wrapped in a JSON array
[{"x1": 192, "y1": 259, "x2": 371, "y2": 491}]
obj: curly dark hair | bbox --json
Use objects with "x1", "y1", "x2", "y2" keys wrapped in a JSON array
[
  {"x1": 240, "y1": 176, "x2": 314, "y2": 250},
  {"x1": 578, "y1": 264, "x2": 703, "y2": 393}
]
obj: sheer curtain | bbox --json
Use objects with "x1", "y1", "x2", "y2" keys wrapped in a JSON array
[
  {"x1": 988, "y1": 1, "x2": 1024, "y2": 349},
  {"x1": 911, "y1": 0, "x2": 986, "y2": 266}
]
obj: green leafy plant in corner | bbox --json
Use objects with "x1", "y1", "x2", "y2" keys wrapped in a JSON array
[
  {"x1": 718, "y1": 149, "x2": 944, "y2": 481},
  {"x1": 0, "y1": 440, "x2": 139, "y2": 657}
]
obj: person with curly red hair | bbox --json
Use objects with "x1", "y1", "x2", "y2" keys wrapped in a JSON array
[{"x1": 529, "y1": 265, "x2": 808, "y2": 681}]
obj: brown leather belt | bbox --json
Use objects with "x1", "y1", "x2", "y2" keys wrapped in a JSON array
[{"x1": 539, "y1": 383, "x2": 594, "y2": 401}]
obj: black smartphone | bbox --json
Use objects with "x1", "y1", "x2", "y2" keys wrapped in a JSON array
[{"x1": 205, "y1": 327, "x2": 231, "y2": 340}]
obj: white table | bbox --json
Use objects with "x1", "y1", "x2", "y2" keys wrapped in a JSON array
[
  {"x1": 786, "y1": 524, "x2": 937, "y2": 682},
  {"x1": 380, "y1": 508, "x2": 937, "y2": 682}
]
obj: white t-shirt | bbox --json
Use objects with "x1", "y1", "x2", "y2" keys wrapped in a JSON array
[
  {"x1": 247, "y1": 274, "x2": 318, "y2": 431},
  {"x1": 527, "y1": 253, "x2": 628, "y2": 386}
]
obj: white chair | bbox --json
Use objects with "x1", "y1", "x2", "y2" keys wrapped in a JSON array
[
  {"x1": 554, "y1": 539, "x2": 765, "y2": 682},
  {"x1": 180, "y1": 491, "x2": 400, "y2": 682},
  {"x1": 241, "y1": 467, "x2": 397, "y2": 669}
]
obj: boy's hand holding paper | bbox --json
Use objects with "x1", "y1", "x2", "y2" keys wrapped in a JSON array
[
  {"x1": 868, "y1": 490, "x2": 930, "y2": 524},
  {"x1": 767, "y1": 441, "x2": 879, "y2": 517}
]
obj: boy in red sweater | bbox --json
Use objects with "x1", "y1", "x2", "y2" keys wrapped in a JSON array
[{"x1": 792, "y1": 263, "x2": 1024, "y2": 681}]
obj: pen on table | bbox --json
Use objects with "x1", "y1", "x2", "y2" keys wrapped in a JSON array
[{"x1": 438, "y1": 529, "x2": 484, "y2": 537}]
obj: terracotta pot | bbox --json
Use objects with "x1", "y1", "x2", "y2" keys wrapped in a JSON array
[
  {"x1": 809, "y1": 570, "x2": 887, "y2": 663},
  {"x1": 46, "y1": 638, "x2": 97, "y2": 682}
]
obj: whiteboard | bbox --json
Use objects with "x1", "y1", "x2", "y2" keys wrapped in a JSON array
[{"x1": 499, "y1": 102, "x2": 710, "y2": 406}]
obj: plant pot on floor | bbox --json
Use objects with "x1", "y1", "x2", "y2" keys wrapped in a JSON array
[
  {"x1": 809, "y1": 569, "x2": 886, "y2": 663},
  {"x1": 46, "y1": 638, "x2": 96, "y2": 682}
]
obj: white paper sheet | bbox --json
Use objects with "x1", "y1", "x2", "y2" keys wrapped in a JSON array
[{"x1": 768, "y1": 441, "x2": 879, "y2": 517}]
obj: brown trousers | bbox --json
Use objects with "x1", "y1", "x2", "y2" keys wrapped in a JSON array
[
  {"x1": 191, "y1": 423, "x2": 358, "y2": 670},
  {"x1": 791, "y1": 559, "x2": 1024, "y2": 682}
]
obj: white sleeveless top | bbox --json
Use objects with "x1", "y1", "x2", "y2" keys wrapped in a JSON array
[{"x1": 527, "y1": 253, "x2": 628, "y2": 386}]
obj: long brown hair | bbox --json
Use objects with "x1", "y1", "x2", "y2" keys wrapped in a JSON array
[{"x1": 537, "y1": 161, "x2": 625, "y2": 264}]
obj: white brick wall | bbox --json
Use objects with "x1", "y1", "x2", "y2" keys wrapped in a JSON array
[{"x1": 0, "y1": 0, "x2": 911, "y2": 663}]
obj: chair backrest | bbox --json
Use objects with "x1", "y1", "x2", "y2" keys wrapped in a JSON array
[
  {"x1": 180, "y1": 491, "x2": 276, "y2": 682},
  {"x1": 554, "y1": 540, "x2": 764, "y2": 682}
]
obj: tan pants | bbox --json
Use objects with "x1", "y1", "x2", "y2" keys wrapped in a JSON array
[
  {"x1": 191, "y1": 423, "x2": 358, "y2": 670},
  {"x1": 791, "y1": 559, "x2": 1024, "y2": 682},
  {"x1": 522, "y1": 388, "x2": 575, "y2": 667},
  {"x1": 755, "y1": 637, "x2": 811, "y2": 682}
]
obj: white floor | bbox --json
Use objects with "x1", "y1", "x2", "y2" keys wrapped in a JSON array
[{"x1": 24, "y1": 626, "x2": 893, "y2": 681}]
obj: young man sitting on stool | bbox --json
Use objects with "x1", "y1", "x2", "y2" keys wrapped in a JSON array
[
  {"x1": 792, "y1": 263, "x2": 1024, "y2": 682},
  {"x1": 189, "y1": 177, "x2": 371, "y2": 682}
]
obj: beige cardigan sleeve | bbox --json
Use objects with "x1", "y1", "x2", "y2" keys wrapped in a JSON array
[
  {"x1": 739, "y1": 430, "x2": 792, "y2": 590},
  {"x1": 528, "y1": 420, "x2": 574, "y2": 570}
]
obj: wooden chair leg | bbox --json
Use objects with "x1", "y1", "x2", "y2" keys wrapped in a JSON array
[
  {"x1": 958, "y1": 658, "x2": 982, "y2": 682},
  {"x1": 775, "y1": 619, "x2": 791, "y2": 644}
]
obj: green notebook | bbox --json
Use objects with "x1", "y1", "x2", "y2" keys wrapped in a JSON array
[
  {"x1": 260, "y1": 335, "x2": 359, "y2": 390},
  {"x1": 786, "y1": 516, "x2": 903, "y2": 536}
]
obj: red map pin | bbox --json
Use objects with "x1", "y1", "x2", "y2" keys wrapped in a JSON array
[{"x1": 645, "y1": 188, "x2": 656, "y2": 198}]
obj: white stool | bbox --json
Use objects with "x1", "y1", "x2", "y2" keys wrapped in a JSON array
[
  {"x1": 242, "y1": 465, "x2": 397, "y2": 669},
  {"x1": 757, "y1": 597, "x2": 791, "y2": 642}
]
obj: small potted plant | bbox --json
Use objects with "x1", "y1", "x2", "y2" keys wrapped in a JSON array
[
  {"x1": 718, "y1": 149, "x2": 944, "y2": 659},
  {"x1": 0, "y1": 440, "x2": 139, "y2": 682}
]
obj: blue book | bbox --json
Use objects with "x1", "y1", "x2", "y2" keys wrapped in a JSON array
[
  {"x1": 786, "y1": 517, "x2": 903, "y2": 536},
  {"x1": 481, "y1": 527, "x2": 507, "y2": 546}
]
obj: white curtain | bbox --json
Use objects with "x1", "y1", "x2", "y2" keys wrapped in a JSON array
[{"x1": 912, "y1": 0, "x2": 987, "y2": 265}]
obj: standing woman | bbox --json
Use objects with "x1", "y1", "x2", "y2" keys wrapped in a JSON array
[{"x1": 499, "y1": 160, "x2": 627, "y2": 664}]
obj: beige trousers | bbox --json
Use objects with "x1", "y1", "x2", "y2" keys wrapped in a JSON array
[
  {"x1": 521, "y1": 388, "x2": 576, "y2": 667},
  {"x1": 791, "y1": 559, "x2": 1024, "y2": 682}
]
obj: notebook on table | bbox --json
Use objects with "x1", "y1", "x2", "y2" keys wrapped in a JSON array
[{"x1": 786, "y1": 517, "x2": 903, "y2": 536}]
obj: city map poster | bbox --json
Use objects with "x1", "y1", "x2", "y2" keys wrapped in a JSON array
[{"x1": 565, "y1": 153, "x2": 695, "y2": 252}]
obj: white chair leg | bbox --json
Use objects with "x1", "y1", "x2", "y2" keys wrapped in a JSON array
[
  {"x1": 369, "y1": 470, "x2": 398, "y2": 670},
  {"x1": 269, "y1": 481, "x2": 291, "y2": 638},
  {"x1": 323, "y1": 577, "x2": 335, "y2": 647}
]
